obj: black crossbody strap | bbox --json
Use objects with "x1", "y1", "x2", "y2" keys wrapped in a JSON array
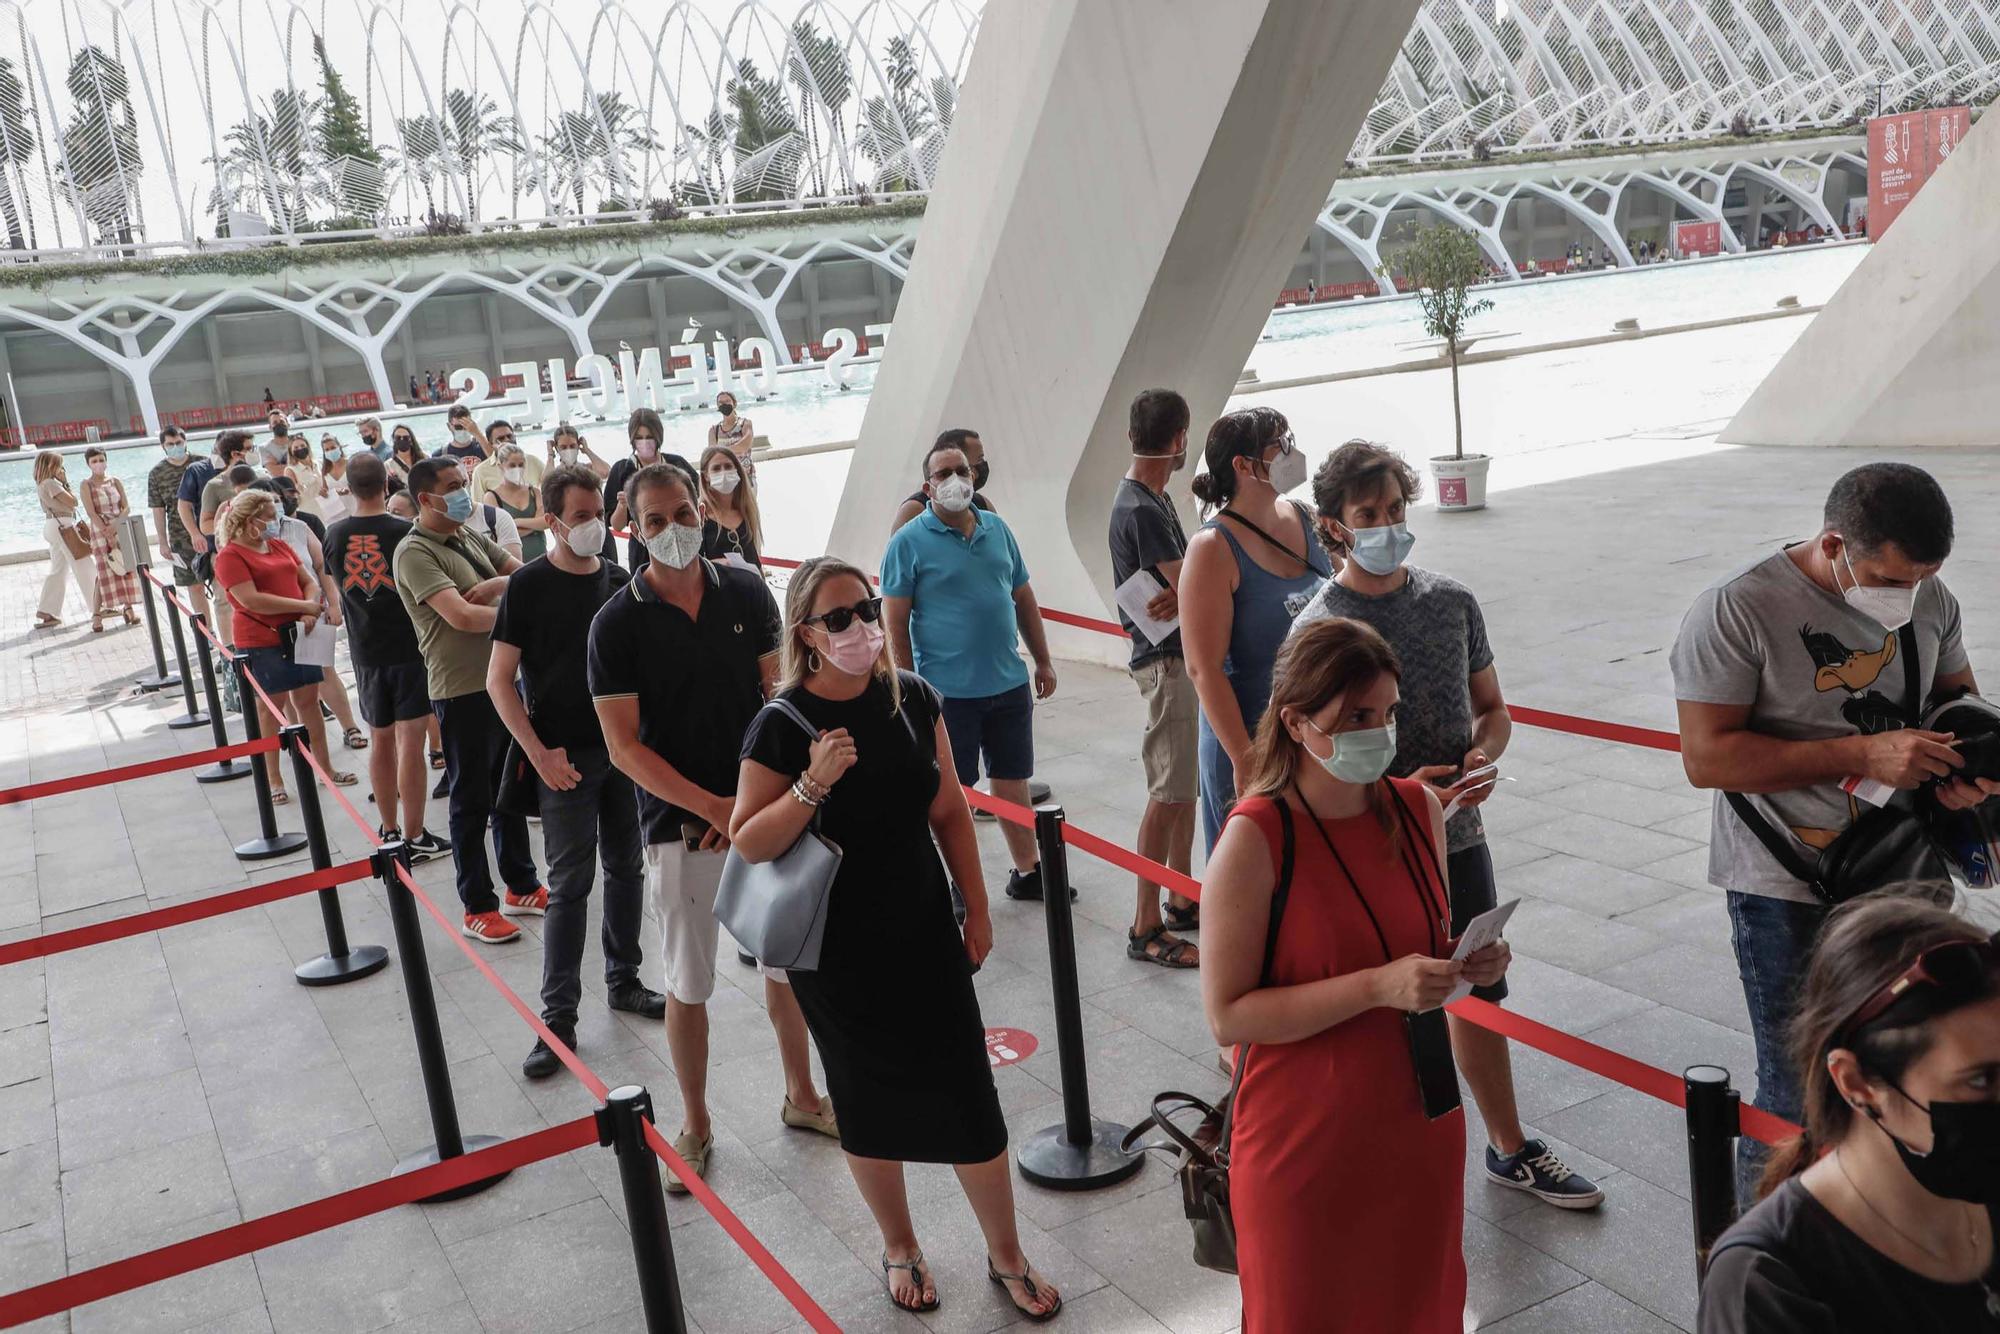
[
  {"x1": 1218, "y1": 503, "x2": 1310, "y2": 569},
  {"x1": 1899, "y1": 622, "x2": 1921, "y2": 723}
]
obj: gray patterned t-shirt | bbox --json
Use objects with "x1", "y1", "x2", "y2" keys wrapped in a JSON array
[{"x1": 1289, "y1": 566, "x2": 1494, "y2": 851}]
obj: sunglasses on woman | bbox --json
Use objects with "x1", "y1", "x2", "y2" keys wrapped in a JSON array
[
  {"x1": 804, "y1": 597, "x2": 883, "y2": 633},
  {"x1": 1836, "y1": 932, "x2": 2000, "y2": 1049}
]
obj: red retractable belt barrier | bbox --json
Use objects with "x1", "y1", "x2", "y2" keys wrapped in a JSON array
[
  {"x1": 0, "y1": 1117, "x2": 598, "y2": 1328},
  {"x1": 0, "y1": 737, "x2": 277, "y2": 806},
  {"x1": 1509, "y1": 705, "x2": 1682, "y2": 754},
  {"x1": 0, "y1": 861, "x2": 372, "y2": 967}
]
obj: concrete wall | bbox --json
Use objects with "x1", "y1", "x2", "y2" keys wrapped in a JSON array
[
  {"x1": 826, "y1": 0, "x2": 1418, "y2": 655},
  {"x1": 1722, "y1": 113, "x2": 2000, "y2": 448}
]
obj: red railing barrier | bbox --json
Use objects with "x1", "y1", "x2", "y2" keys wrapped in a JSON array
[
  {"x1": 0, "y1": 860, "x2": 372, "y2": 968},
  {"x1": 0, "y1": 737, "x2": 278, "y2": 806},
  {"x1": 0, "y1": 1117, "x2": 597, "y2": 1329}
]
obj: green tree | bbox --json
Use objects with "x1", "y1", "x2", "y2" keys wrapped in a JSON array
[
  {"x1": 855, "y1": 38, "x2": 941, "y2": 193},
  {"x1": 314, "y1": 35, "x2": 383, "y2": 220},
  {"x1": 441, "y1": 89, "x2": 517, "y2": 222},
  {"x1": 0, "y1": 58, "x2": 37, "y2": 249},
  {"x1": 388, "y1": 113, "x2": 447, "y2": 216},
  {"x1": 727, "y1": 57, "x2": 800, "y2": 202},
  {"x1": 210, "y1": 89, "x2": 321, "y2": 230},
  {"x1": 58, "y1": 45, "x2": 144, "y2": 245},
  {"x1": 1380, "y1": 223, "x2": 1493, "y2": 460},
  {"x1": 788, "y1": 19, "x2": 855, "y2": 197}
]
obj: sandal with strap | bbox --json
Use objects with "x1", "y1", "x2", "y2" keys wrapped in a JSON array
[
  {"x1": 1127, "y1": 924, "x2": 1198, "y2": 969},
  {"x1": 1163, "y1": 900, "x2": 1199, "y2": 933},
  {"x1": 429, "y1": 747, "x2": 446, "y2": 771},
  {"x1": 988, "y1": 1258, "x2": 1061, "y2": 1322},
  {"x1": 881, "y1": 1251, "x2": 939, "y2": 1313},
  {"x1": 342, "y1": 727, "x2": 368, "y2": 751}
]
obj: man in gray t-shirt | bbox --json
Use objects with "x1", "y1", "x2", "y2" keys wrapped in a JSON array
[
  {"x1": 1292, "y1": 440, "x2": 1605, "y2": 1212},
  {"x1": 1670, "y1": 462, "x2": 1997, "y2": 1207}
]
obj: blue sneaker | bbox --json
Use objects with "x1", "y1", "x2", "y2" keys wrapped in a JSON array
[{"x1": 1485, "y1": 1139, "x2": 1605, "y2": 1210}]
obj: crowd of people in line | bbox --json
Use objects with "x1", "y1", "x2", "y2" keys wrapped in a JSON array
[{"x1": 22, "y1": 387, "x2": 2000, "y2": 1330}]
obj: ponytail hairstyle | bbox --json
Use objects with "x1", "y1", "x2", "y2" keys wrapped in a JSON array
[
  {"x1": 1189, "y1": 406, "x2": 1289, "y2": 514},
  {"x1": 1757, "y1": 893, "x2": 1996, "y2": 1199},
  {"x1": 1240, "y1": 617, "x2": 1403, "y2": 842}
]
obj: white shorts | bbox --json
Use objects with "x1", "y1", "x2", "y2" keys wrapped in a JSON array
[{"x1": 644, "y1": 841, "x2": 785, "y2": 1004}]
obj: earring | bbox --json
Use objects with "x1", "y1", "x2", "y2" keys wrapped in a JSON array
[{"x1": 807, "y1": 647, "x2": 822, "y2": 673}]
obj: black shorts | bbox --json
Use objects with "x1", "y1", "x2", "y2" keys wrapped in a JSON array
[
  {"x1": 355, "y1": 662, "x2": 431, "y2": 728},
  {"x1": 1447, "y1": 842, "x2": 1509, "y2": 1003}
]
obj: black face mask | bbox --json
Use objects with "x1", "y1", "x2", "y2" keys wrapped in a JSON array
[
  {"x1": 361, "y1": 433, "x2": 378, "y2": 446},
  {"x1": 1872, "y1": 1078, "x2": 2000, "y2": 1204},
  {"x1": 972, "y1": 459, "x2": 990, "y2": 491}
]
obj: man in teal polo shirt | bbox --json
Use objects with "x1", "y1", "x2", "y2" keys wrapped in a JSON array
[{"x1": 883, "y1": 438, "x2": 1060, "y2": 900}]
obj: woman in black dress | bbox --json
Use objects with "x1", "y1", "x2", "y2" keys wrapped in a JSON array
[{"x1": 731, "y1": 557, "x2": 1062, "y2": 1323}]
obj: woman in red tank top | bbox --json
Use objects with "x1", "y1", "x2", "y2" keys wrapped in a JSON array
[{"x1": 1201, "y1": 617, "x2": 1513, "y2": 1332}]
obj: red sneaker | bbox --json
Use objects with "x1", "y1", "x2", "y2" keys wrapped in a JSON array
[
  {"x1": 502, "y1": 887, "x2": 548, "y2": 918},
  {"x1": 462, "y1": 911, "x2": 521, "y2": 944}
]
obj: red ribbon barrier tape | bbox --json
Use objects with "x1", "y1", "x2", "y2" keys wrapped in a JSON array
[
  {"x1": 1059, "y1": 820, "x2": 1204, "y2": 900},
  {"x1": 1449, "y1": 997, "x2": 1799, "y2": 1146},
  {"x1": 0, "y1": 1117, "x2": 598, "y2": 1329},
  {"x1": 0, "y1": 737, "x2": 277, "y2": 806},
  {"x1": 0, "y1": 860, "x2": 374, "y2": 968},
  {"x1": 1506, "y1": 706, "x2": 1682, "y2": 754}
]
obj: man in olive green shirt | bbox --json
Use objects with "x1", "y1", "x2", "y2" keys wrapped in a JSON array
[{"x1": 393, "y1": 457, "x2": 544, "y2": 941}]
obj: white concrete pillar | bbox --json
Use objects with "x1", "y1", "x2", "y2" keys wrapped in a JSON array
[{"x1": 826, "y1": 0, "x2": 1417, "y2": 656}]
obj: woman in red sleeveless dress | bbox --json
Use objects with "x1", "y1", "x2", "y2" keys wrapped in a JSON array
[{"x1": 1201, "y1": 617, "x2": 1513, "y2": 1332}]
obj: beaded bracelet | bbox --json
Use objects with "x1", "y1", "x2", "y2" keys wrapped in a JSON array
[
  {"x1": 796, "y1": 773, "x2": 831, "y2": 803},
  {"x1": 790, "y1": 779, "x2": 825, "y2": 808}
]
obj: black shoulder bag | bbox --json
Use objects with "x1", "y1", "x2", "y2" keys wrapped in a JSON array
[
  {"x1": 1119, "y1": 801, "x2": 1295, "y2": 1276},
  {"x1": 1725, "y1": 624, "x2": 1944, "y2": 904}
]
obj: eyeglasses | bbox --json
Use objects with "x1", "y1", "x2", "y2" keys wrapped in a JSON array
[
  {"x1": 1835, "y1": 933, "x2": 2000, "y2": 1049},
  {"x1": 804, "y1": 597, "x2": 883, "y2": 633}
]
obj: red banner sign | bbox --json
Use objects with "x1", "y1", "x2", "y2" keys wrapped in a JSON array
[
  {"x1": 1868, "y1": 107, "x2": 1970, "y2": 241},
  {"x1": 1673, "y1": 220, "x2": 1723, "y2": 258}
]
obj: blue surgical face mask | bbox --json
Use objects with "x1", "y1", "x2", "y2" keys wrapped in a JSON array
[
  {"x1": 441, "y1": 488, "x2": 474, "y2": 524},
  {"x1": 262, "y1": 517, "x2": 283, "y2": 542},
  {"x1": 1304, "y1": 718, "x2": 1398, "y2": 785},
  {"x1": 1344, "y1": 521, "x2": 1416, "y2": 577}
]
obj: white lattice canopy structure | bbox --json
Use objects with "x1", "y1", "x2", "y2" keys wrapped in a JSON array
[{"x1": 1, "y1": 0, "x2": 1996, "y2": 256}]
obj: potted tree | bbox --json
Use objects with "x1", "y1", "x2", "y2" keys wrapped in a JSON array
[{"x1": 1382, "y1": 223, "x2": 1495, "y2": 511}]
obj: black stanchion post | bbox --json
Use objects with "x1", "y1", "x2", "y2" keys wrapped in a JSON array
[
  {"x1": 282, "y1": 724, "x2": 389, "y2": 987},
  {"x1": 1685, "y1": 1064, "x2": 1742, "y2": 1283},
  {"x1": 376, "y1": 840, "x2": 508, "y2": 1200},
  {"x1": 230, "y1": 655, "x2": 307, "y2": 860},
  {"x1": 190, "y1": 614, "x2": 251, "y2": 782},
  {"x1": 596, "y1": 1086, "x2": 688, "y2": 1334},
  {"x1": 1015, "y1": 804, "x2": 1144, "y2": 1190},
  {"x1": 162, "y1": 586, "x2": 208, "y2": 730},
  {"x1": 132, "y1": 565, "x2": 181, "y2": 693}
]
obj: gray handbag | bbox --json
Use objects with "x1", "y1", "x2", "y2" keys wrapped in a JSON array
[{"x1": 714, "y1": 700, "x2": 843, "y2": 971}]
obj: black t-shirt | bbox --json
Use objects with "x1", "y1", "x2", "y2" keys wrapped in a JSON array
[
  {"x1": 439, "y1": 440, "x2": 485, "y2": 464},
  {"x1": 1108, "y1": 477, "x2": 1187, "y2": 668},
  {"x1": 177, "y1": 457, "x2": 218, "y2": 508},
  {"x1": 1699, "y1": 1178, "x2": 2000, "y2": 1334},
  {"x1": 295, "y1": 510, "x2": 326, "y2": 543},
  {"x1": 323, "y1": 513, "x2": 423, "y2": 669},
  {"x1": 492, "y1": 556, "x2": 630, "y2": 753},
  {"x1": 586, "y1": 559, "x2": 781, "y2": 844},
  {"x1": 701, "y1": 516, "x2": 761, "y2": 569}
]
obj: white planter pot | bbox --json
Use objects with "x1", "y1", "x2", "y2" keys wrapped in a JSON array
[{"x1": 1431, "y1": 453, "x2": 1490, "y2": 512}]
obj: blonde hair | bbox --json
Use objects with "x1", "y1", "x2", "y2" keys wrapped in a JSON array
[
  {"x1": 698, "y1": 444, "x2": 762, "y2": 550},
  {"x1": 219, "y1": 488, "x2": 278, "y2": 547},
  {"x1": 33, "y1": 449, "x2": 66, "y2": 484},
  {"x1": 496, "y1": 441, "x2": 526, "y2": 467},
  {"x1": 781, "y1": 557, "x2": 898, "y2": 712}
]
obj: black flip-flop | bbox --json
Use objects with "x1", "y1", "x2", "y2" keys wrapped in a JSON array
[
  {"x1": 988, "y1": 1259, "x2": 1061, "y2": 1323},
  {"x1": 882, "y1": 1252, "x2": 939, "y2": 1314}
]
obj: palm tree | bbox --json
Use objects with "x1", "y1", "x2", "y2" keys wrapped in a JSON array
[
  {"x1": 855, "y1": 38, "x2": 937, "y2": 193},
  {"x1": 209, "y1": 89, "x2": 321, "y2": 230},
  {"x1": 58, "y1": 45, "x2": 144, "y2": 246},
  {"x1": 387, "y1": 113, "x2": 447, "y2": 217},
  {"x1": 727, "y1": 57, "x2": 800, "y2": 202},
  {"x1": 787, "y1": 19, "x2": 855, "y2": 198},
  {"x1": 532, "y1": 92, "x2": 658, "y2": 215},
  {"x1": 0, "y1": 58, "x2": 37, "y2": 249},
  {"x1": 441, "y1": 89, "x2": 518, "y2": 222}
]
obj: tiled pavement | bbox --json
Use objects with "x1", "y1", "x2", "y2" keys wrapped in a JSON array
[{"x1": 4, "y1": 444, "x2": 2000, "y2": 1333}]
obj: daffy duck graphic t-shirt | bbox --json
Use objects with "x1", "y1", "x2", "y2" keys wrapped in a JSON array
[{"x1": 1670, "y1": 546, "x2": 1967, "y2": 904}]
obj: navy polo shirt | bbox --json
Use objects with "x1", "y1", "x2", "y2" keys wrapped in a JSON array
[
  {"x1": 880, "y1": 505, "x2": 1030, "y2": 700},
  {"x1": 586, "y1": 557, "x2": 780, "y2": 844}
]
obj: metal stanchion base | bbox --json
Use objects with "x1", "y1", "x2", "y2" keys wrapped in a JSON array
[
  {"x1": 167, "y1": 710, "x2": 211, "y2": 731},
  {"x1": 135, "y1": 672, "x2": 183, "y2": 693},
  {"x1": 395, "y1": 1137, "x2": 511, "y2": 1202},
  {"x1": 1029, "y1": 780, "x2": 1052, "y2": 804},
  {"x1": 234, "y1": 831, "x2": 309, "y2": 859},
  {"x1": 1016, "y1": 1120, "x2": 1145, "y2": 1191},
  {"x1": 295, "y1": 944, "x2": 389, "y2": 987},
  {"x1": 195, "y1": 759, "x2": 253, "y2": 783}
]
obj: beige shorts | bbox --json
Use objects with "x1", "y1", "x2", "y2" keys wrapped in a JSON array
[
  {"x1": 645, "y1": 840, "x2": 785, "y2": 1004},
  {"x1": 1133, "y1": 656, "x2": 1199, "y2": 805}
]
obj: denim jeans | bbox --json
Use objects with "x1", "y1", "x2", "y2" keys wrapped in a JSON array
[
  {"x1": 1726, "y1": 889, "x2": 1828, "y2": 1210},
  {"x1": 536, "y1": 746, "x2": 645, "y2": 1028},
  {"x1": 433, "y1": 692, "x2": 539, "y2": 915}
]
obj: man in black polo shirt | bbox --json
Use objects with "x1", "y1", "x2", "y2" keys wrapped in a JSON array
[
  {"x1": 490, "y1": 464, "x2": 664, "y2": 1080},
  {"x1": 323, "y1": 453, "x2": 450, "y2": 862},
  {"x1": 590, "y1": 463, "x2": 832, "y2": 1192}
]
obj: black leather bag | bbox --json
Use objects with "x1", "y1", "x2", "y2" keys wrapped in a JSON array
[
  {"x1": 1120, "y1": 802, "x2": 1294, "y2": 1275},
  {"x1": 1725, "y1": 625, "x2": 1946, "y2": 904},
  {"x1": 494, "y1": 738, "x2": 539, "y2": 819}
]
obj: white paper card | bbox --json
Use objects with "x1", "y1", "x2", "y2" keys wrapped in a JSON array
[
  {"x1": 1113, "y1": 569, "x2": 1177, "y2": 646},
  {"x1": 1443, "y1": 896, "x2": 1520, "y2": 1005},
  {"x1": 1442, "y1": 774, "x2": 1513, "y2": 821},
  {"x1": 294, "y1": 619, "x2": 337, "y2": 668},
  {"x1": 722, "y1": 552, "x2": 757, "y2": 572}
]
